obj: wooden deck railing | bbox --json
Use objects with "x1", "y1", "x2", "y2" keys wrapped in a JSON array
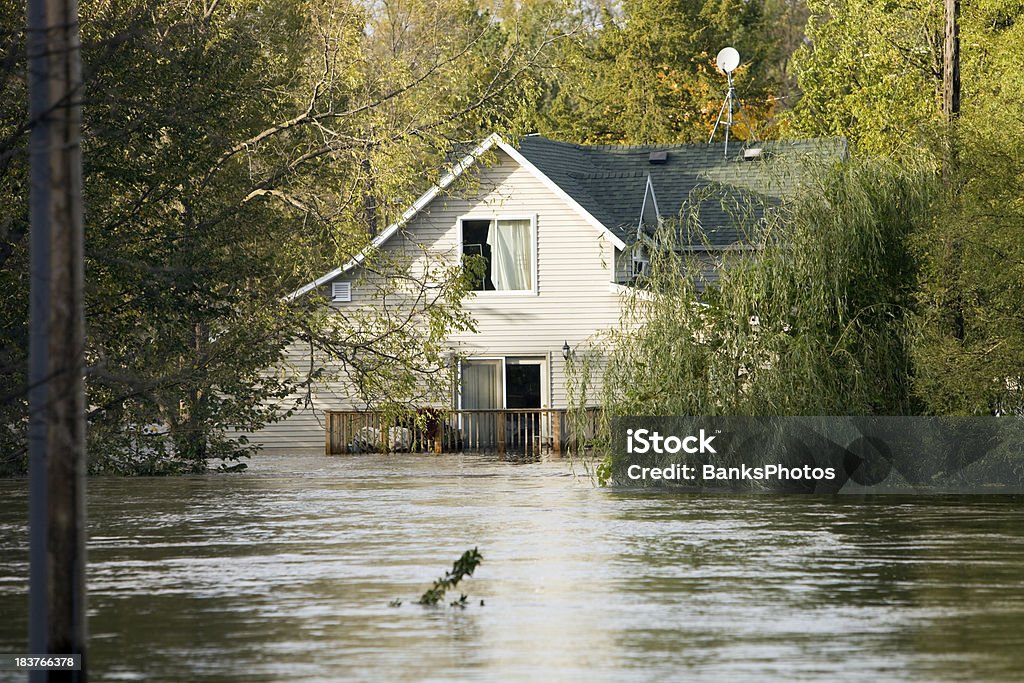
[{"x1": 324, "y1": 408, "x2": 599, "y2": 456}]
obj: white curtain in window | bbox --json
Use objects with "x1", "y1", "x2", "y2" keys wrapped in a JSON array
[{"x1": 487, "y1": 219, "x2": 532, "y2": 290}]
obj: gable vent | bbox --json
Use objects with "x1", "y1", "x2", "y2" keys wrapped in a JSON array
[
  {"x1": 648, "y1": 150, "x2": 668, "y2": 164},
  {"x1": 332, "y1": 281, "x2": 352, "y2": 302}
]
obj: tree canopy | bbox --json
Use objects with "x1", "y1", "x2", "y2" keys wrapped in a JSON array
[{"x1": 538, "y1": 0, "x2": 806, "y2": 144}]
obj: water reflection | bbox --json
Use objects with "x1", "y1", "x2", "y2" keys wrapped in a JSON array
[{"x1": 1, "y1": 455, "x2": 1023, "y2": 681}]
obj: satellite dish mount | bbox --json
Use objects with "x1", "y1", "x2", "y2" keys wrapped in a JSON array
[{"x1": 709, "y1": 47, "x2": 757, "y2": 157}]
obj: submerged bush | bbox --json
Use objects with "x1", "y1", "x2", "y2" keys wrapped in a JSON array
[{"x1": 417, "y1": 548, "x2": 483, "y2": 608}]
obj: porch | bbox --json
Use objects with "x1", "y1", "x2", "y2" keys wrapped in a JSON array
[{"x1": 324, "y1": 408, "x2": 599, "y2": 456}]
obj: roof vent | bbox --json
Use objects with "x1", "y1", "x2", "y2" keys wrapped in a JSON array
[
  {"x1": 648, "y1": 151, "x2": 668, "y2": 164},
  {"x1": 332, "y1": 281, "x2": 352, "y2": 302},
  {"x1": 742, "y1": 147, "x2": 763, "y2": 161}
]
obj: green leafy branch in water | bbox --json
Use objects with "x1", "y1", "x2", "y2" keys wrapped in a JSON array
[{"x1": 416, "y1": 548, "x2": 483, "y2": 608}]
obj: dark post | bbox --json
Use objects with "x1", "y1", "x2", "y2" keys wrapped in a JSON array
[
  {"x1": 27, "y1": 0, "x2": 88, "y2": 680},
  {"x1": 324, "y1": 412, "x2": 331, "y2": 455},
  {"x1": 552, "y1": 411, "x2": 561, "y2": 456},
  {"x1": 496, "y1": 411, "x2": 505, "y2": 455},
  {"x1": 943, "y1": 0, "x2": 960, "y2": 122}
]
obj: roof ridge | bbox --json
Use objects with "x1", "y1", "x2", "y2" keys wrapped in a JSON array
[
  {"x1": 522, "y1": 135, "x2": 844, "y2": 152},
  {"x1": 566, "y1": 170, "x2": 651, "y2": 179}
]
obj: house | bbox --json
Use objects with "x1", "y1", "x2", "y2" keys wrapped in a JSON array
[{"x1": 250, "y1": 133, "x2": 844, "y2": 454}]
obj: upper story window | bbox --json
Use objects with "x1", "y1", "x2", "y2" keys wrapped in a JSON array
[{"x1": 460, "y1": 217, "x2": 536, "y2": 293}]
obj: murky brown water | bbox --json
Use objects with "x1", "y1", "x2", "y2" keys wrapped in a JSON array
[{"x1": 2, "y1": 453, "x2": 1024, "y2": 681}]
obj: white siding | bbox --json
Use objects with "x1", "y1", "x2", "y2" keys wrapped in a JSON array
[
  {"x1": 235, "y1": 339, "x2": 363, "y2": 454},
  {"x1": 249, "y1": 150, "x2": 627, "y2": 452}
]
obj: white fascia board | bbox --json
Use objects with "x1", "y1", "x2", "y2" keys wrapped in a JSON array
[
  {"x1": 646, "y1": 174, "x2": 660, "y2": 218},
  {"x1": 494, "y1": 138, "x2": 627, "y2": 251}
]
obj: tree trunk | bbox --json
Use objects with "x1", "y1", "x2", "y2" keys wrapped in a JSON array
[
  {"x1": 362, "y1": 156, "x2": 377, "y2": 238},
  {"x1": 943, "y1": 0, "x2": 961, "y2": 122}
]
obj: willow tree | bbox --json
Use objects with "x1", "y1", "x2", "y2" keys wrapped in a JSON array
[{"x1": 566, "y1": 157, "x2": 935, "y2": 454}]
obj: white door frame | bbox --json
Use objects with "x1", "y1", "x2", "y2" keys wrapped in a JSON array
[{"x1": 503, "y1": 357, "x2": 548, "y2": 409}]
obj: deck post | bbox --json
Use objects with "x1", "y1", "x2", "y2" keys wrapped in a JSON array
[
  {"x1": 552, "y1": 411, "x2": 562, "y2": 456},
  {"x1": 496, "y1": 411, "x2": 505, "y2": 455},
  {"x1": 434, "y1": 418, "x2": 443, "y2": 454},
  {"x1": 325, "y1": 412, "x2": 332, "y2": 455},
  {"x1": 341, "y1": 414, "x2": 348, "y2": 455}
]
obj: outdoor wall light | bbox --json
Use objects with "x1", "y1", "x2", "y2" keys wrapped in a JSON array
[{"x1": 562, "y1": 340, "x2": 571, "y2": 360}]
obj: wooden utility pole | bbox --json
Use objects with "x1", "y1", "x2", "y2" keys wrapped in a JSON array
[
  {"x1": 943, "y1": 0, "x2": 961, "y2": 122},
  {"x1": 27, "y1": 0, "x2": 88, "y2": 680}
]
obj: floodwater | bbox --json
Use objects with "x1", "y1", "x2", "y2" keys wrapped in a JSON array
[{"x1": 2, "y1": 453, "x2": 1024, "y2": 682}]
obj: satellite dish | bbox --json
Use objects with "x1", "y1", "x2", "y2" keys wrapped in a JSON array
[{"x1": 716, "y1": 47, "x2": 740, "y2": 74}]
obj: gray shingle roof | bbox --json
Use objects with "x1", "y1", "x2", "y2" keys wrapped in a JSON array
[{"x1": 516, "y1": 136, "x2": 847, "y2": 247}]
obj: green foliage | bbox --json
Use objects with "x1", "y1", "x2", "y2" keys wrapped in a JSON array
[
  {"x1": 594, "y1": 456, "x2": 613, "y2": 487},
  {"x1": 787, "y1": 0, "x2": 944, "y2": 156},
  {"x1": 77, "y1": 0, "x2": 334, "y2": 472},
  {"x1": 558, "y1": 0, "x2": 1023, "y2": 428},
  {"x1": 417, "y1": 548, "x2": 483, "y2": 607},
  {"x1": 787, "y1": 0, "x2": 1024, "y2": 158},
  {"x1": 539, "y1": 0, "x2": 808, "y2": 144},
  {"x1": 568, "y1": 157, "x2": 936, "y2": 434},
  {"x1": 0, "y1": 2, "x2": 29, "y2": 475}
]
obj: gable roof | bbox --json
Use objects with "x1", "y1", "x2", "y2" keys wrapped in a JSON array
[
  {"x1": 288, "y1": 133, "x2": 845, "y2": 299},
  {"x1": 287, "y1": 133, "x2": 625, "y2": 300}
]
